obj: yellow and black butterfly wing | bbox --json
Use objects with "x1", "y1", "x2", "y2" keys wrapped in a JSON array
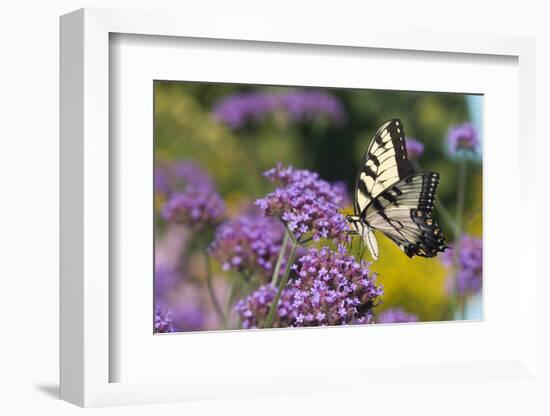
[
  {"x1": 354, "y1": 119, "x2": 413, "y2": 218},
  {"x1": 365, "y1": 172, "x2": 448, "y2": 258},
  {"x1": 351, "y1": 118, "x2": 447, "y2": 259}
]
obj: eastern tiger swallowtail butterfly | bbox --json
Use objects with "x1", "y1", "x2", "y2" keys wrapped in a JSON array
[{"x1": 347, "y1": 119, "x2": 448, "y2": 260}]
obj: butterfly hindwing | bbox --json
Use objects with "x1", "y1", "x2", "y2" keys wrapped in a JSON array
[
  {"x1": 365, "y1": 172, "x2": 447, "y2": 258},
  {"x1": 354, "y1": 119, "x2": 413, "y2": 217}
]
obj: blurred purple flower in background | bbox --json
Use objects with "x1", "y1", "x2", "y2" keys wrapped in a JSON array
[
  {"x1": 255, "y1": 164, "x2": 348, "y2": 242},
  {"x1": 405, "y1": 138, "x2": 425, "y2": 158},
  {"x1": 212, "y1": 93, "x2": 278, "y2": 129},
  {"x1": 154, "y1": 307, "x2": 175, "y2": 333},
  {"x1": 172, "y1": 160, "x2": 215, "y2": 189},
  {"x1": 209, "y1": 212, "x2": 285, "y2": 278},
  {"x1": 170, "y1": 304, "x2": 208, "y2": 332},
  {"x1": 446, "y1": 122, "x2": 480, "y2": 156},
  {"x1": 235, "y1": 245, "x2": 383, "y2": 328},
  {"x1": 162, "y1": 188, "x2": 225, "y2": 228},
  {"x1": 156, "y1": 160, "x2": 215, "y2": 197},
  {"x1": 154, "y1": 264, "x2": 179, "y2": 302},
  {"x1": 213, "y1": 90, "x2": 344, "y2": 129},
  {"x1": 154, "y1": 165, "x2": 172, "y2": 196},
  {"x1": 279, "y1": 90, "x2": 344, "y2": 123},
  {"x1": 160, "y1": 161, "x2": 226, "y2": 229},
  {"x1": 154, "y1": 263, "x2": 208, "y2": 332},
  {"x1": 442, "y1": 235, "x2": 483, "y2": 296},
  {"x1": 376, "y1": 308, "x2": 418, "y2": 324},
  {"x1": 331, "y1": 180, "x2": 352, "y2": 207}
]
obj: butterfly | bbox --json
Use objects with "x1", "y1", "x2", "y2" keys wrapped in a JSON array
[{"x1": 346, "y1": 119, "x2": 448, "y2": 260}]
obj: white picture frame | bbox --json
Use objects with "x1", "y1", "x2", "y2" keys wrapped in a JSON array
[{"x1": 60, "y1": 7, "x2": 538, "y2": 408}]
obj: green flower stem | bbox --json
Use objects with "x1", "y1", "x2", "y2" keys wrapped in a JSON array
[
  {"x1": 264, "y1": 230, "x2": 298, "y2": 329},
  {"x1": 452, "y1": 157, "x2": 467, "y2": 320},
  {"x1": 270, "y1": 231, "x2": 289, "y2": 285},
  {"x1": 224, "y1": 281, "x2": 239, "y2": 328},
  {"x1": 203, "y1": 252, "x2": 227, "y2": 329},
  {"x1": 464, "y1": 208, "x2": 481, "y2": 230},
  {"x1": 434, "y1": 195, "x2": 460, "y2": 240},
  {"x1": 455, "y1": 158, "x2": 467, "y2": 243}
]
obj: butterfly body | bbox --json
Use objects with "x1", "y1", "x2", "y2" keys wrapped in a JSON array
[{"x1": 348, "y1": 119, "x2": 447, "y2": 260}]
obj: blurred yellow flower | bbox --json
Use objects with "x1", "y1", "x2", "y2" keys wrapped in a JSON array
[{"x1": 368, "y1": 235, "x2": 450, "y2": 322}]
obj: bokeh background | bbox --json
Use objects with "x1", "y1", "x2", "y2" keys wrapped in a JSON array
[{"x1": 154, "y1": 81, "x2": 483, "y2": 333}]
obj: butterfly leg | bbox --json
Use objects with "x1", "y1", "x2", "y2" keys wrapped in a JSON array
[
  {"x1": 344, "y1": 230, "x2": 357, "y2": 253},
  {"x1": 357, "y1": 227, "x2": 368, "y2": 261},
  {"x1": 359, "y1": 244, "x2": 367, "y2": 261}
]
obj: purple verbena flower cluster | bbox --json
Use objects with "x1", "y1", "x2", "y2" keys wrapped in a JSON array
[
  {"x1": 213, "y1": 90, "x2": 344, "y2": 129},
  {"x1": 376, "y1": 308, "x2": 419, "y2": 324},
  {"x1": 255, "y1": 164, "x2": 348, "y2": 242},
  {"x1": 234, "y1": 284, "x2": 283, "y2": 329},
  {"x1": 209, "y1": 212, "x2": 285, "y2": 278},
  {"x1": 235, "y1": 246, "x2": 383, "y2": 328},
  {"x1": 154, "y1": 306, "x2": 175, "y2": 333},
  {"x1": 160, "y1": 161, "x2": 225, "y2": 229},
  {"x1": 442, "y1": 235, "x2": 483, "y2": 296},
  {"x1": 405, "y1": 138, "x2": 425, "y2": 158},
  {"x1": 172, "y1": 160, "x2": 214, "y2": 189},
  {"x1": 288, "y1": 246, "x2": 383, "y2": 326},
  {"x1": 156, "y1": 160, "x2": 215, "y2": 196},
  {"x1": 162, "y1": 189, "x2": 225, "y2": 228},
  {"x1": 446, "y1": 122, "x2": 480, "y2": 155}
]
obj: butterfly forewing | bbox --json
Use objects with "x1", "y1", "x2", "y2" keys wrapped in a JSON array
[{"x1": 354, "y1": 119, "x2": 413, "y2": 218}]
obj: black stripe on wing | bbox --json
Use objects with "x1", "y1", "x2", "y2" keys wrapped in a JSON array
[
  {"x1": 366, "y1": 172, "x2": 448, "y2": 258},
  {"x1": 381, "y1": 119, "x2": 413, "y2": 180},
  {"x1": 354, "y1": 119, "x2": 413, "y2": 217}
]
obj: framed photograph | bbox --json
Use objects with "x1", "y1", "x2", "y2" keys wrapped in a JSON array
[
  {"x1": 60, "y1": 8, "x2": 538, "y2": 407},
  {"x1": 153, "y1": 81, "x2": 482, "y2": 334}
]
